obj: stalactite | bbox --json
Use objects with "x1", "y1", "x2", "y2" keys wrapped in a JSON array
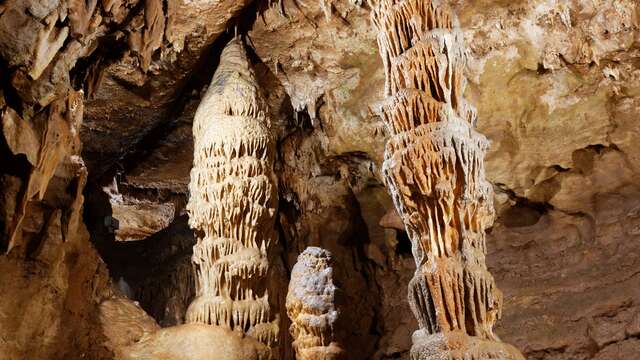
[
  {"x1": 286, "y1": 247, "x2": 343, "y2": 360},
  {"x1": 186, "y1": 36, "x2": 280, "y2": 353},
  {"x1": 371, "y1": 1, "x2": 524, "y2": 359}
]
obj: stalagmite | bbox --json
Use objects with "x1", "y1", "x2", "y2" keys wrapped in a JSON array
[
  {"x1": 371, "y1": 1, "x2": 524, "y2": 359},
  {"x1": 186, "y1": 37, "x2": 280, "y2": 355},
  {"x1": 286, "y1": 247, "x2": 343, "y2": 360}
]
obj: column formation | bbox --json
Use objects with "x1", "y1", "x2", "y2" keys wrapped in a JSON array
[
  {"x1": 186, "y1": 37, "x2": 279, "y2": 350},
  {"x1": 286, "y1": 247, "x2": 343, "y2": 360},
  {"x1": 371, "y1": 1, "x2": 523, "y2": 359}
]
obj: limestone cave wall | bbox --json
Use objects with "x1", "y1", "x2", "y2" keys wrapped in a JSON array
[{"x1": 0, "y1": 0, "x2": 639, "y2": 359}]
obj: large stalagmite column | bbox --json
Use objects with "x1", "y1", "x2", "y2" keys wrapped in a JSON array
[
  {"x1": 371, "y1": 1, "x2": 524, "y2": 359},
  {"x1": 186, "y1": 37, "x2": 280, "y2": 353}
]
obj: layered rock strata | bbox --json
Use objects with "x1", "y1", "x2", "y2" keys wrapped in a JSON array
[
  {"x1": 185, "y1": 37, "x2": 280, "y2": 353},
  {"x1": 286, "y1": 247, "x2": 343, "y2": 360},
  {"x1": 371, "y1": 1, "x2": 524, "y2": 359}
]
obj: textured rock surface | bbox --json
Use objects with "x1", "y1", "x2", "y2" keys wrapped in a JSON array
[
  {"x1": 1, "y1": 0, "x2": 639, "y2": 359},
  {"x1": 0, "y1": 90, "x2": 114, "y2": 358},
  {"x1": 103, "y1": 178, "x2": 176, "y2": 241},
  {"x1": 371, "y1": 0, "x2": 522, "y2": 358},
  {"x1": 119, "y1": 324, "x2": 271, "y2": 360},
  {"x1": 185, "y1": 36, "x2": 281, "y2": 353},
  {"x1": 99, "y1": 297, "x2": 271, "y2": 360},
  {"x1": 286, "y1": 247, "x2": 343, "y2": 360}
]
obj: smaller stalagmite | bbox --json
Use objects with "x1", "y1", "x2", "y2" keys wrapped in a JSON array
[
  {"x1": 185, "y1": 36, "x2": 279, "y2": 356},
  {"x1": 286, "y1": 247, "x2": 343, "y2": 360}
]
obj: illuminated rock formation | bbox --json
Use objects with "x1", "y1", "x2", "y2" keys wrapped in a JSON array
[
  {"x1": 99, "y1": 297, "x2": 271, "y2": 360},
  {"x1": 185, "y1": 37, "x2": 280, "y2": 352},
  {"x1": 371, "y1": 1, "x2": 524, "y2": 359},
  {"x1": 286, "y1": 247, "x2": 343, "y2": 360}
]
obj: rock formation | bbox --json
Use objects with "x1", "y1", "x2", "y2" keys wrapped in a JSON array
[
  {"x1": 99, "y1": 297, "x2": 271, "y2": 360},
  {"x1": 83, "y1": 0, "x2": 254, "y2": 178},
  {"x1": 185, "y1": 37, "x2": 280, "y2": 352},
  {"x1": 286, "y1": 247, "x2": 343, "y2": 360},
  {"x1": 1, "y1": 0, "x2": 639, "y2": 359},
  {"x1": 371, "y1": 1, "x2": 524, "y2": 359},
  {"x1": 102, "y1": 177, "x2": 177, "y2": 242},
  {"x1": 2, "y1": 90, "x2": 86, "y2": 255},
  {"x1": 0, "y1": 89, "x2": 108, "y2": 359}
]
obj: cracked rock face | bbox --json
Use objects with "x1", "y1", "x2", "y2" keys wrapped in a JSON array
[{"x1": 1, "y1": 0, "x2": 639, "y2": 359}]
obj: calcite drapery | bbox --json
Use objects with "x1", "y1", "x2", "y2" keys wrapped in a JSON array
[
  {"x1": 185, "y1": 37, "x2": 279, "y2": 350},
  {"x1": 286, "y1": 247, "x2": 343, "y2": 360},
  {"x1": 371, "y1": 1, "x2": 524, "y2": 358}
]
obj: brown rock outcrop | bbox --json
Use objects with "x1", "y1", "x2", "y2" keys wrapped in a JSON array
[
  {"x1": 371, "y1": 1, "x2": 523, "y2": 358},
  {"x1": 102, "y1": 178, "x2": 176, "y2": 242},
  {"x1": 0, "y1": 82, "x2": 112, "y2": 359},
  {"x1": 122, "y1": 324, "x2": 271, "y2": 360},
  {"x1": 2, "y1": 90, "x2": 85, "y2": 254},
  {"x1": 185, "y1": 36, "x2": 280, "y2": 353}
]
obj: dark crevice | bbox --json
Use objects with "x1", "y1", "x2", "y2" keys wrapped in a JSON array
[
  {"x1": 578, "y1": 144, "x2": 606, "y2": 155},
  {"x1": 551, "y1": 164, "x2": 570, "y2": 173},
  {"x1": 395, "y1": 230, "x2": 412, "y2": 257},
  {"x1": 495, "y1": 184, "x2": 553, "y2": 228},
  {"x1": 0, "y1": 125, "x2": 31, "y2": 251},
  {"x1": 527, "y1": 344, "x2": 568, "y2": 360},
  {"x1": 536, "y1": 62, "x2": 551, "y2": 75},
  {"x1": 117, "y1": 182, "x2": 186, "y2": 204},
  {"x1": 84, "y1": 196, "x2": 197, "y2": 325},
  {"x1": 0, "y1": 57, "x2": 24, "y2": 114}
]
